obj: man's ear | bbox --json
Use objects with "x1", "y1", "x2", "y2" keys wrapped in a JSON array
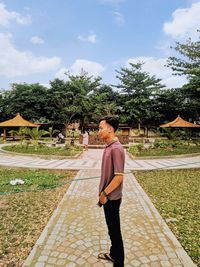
[{"x1": 108, "y1": 125, "x2": 114, "y2": 133}]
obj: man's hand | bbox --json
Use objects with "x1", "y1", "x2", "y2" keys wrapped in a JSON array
[{"x1": 99, "y1": 192, "x2": 107, "y2": 205}]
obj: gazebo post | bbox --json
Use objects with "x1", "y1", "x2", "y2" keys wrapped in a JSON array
[{"x1": 3, "y1": 128, "x2": 6, "y2": 141}]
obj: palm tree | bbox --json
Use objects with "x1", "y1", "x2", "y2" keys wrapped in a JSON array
[
  {"x1": 47, "y1": 127, "x2": 60, "y2": 140},
  {"x1": 27, "y1": 127, "x2": 49, "y2": 150},
  {"x1": 9, "y1": 127, "x2": 29, "y2": 144}
]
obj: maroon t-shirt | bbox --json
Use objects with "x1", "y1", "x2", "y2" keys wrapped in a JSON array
[{"x1": 99, "y1": 140, "x2": 125, "y2": 200}]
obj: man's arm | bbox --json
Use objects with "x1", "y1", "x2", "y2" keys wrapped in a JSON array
[{"x1": 99, "y1": 174, "x2": 123, "y2": 204}]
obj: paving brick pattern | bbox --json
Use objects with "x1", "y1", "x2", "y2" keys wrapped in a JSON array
[
  {"x1": 0, "y1": 146, "x2": 200, "y2": 171},
  {"x1": 23, "y1": 169, "x2": 196, "y2": 266},
  {"x1": 0, "y1": 146, "x2": 197, "y2": 266}
]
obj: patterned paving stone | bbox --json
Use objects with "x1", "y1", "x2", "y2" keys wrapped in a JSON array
[
  {"x1": 22, "y1": 166, "x2": 196, "y2": 266},
  {"x1": 0, "y1": 145, "x2": 200, "y2": 171},
  {"x1": 0, "y1": 146, "x2": 197, "y2": 266}
]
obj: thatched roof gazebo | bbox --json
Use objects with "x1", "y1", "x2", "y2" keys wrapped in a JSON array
[
  {"x1": 0, "y1": 113, "x2": 38, "y2": 140},
  {"x1": 160, "y1": 115, "x2": 200, "y2": 128}
]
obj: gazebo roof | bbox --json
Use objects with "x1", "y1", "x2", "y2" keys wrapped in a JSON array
[
  {"x1": 0, "y1": 113, "x2": 38, "y2": 127},
  {"x1": 160, "y1": 115, "x2": 200, "y2": 128}
]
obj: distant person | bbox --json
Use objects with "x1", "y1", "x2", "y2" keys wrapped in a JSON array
[
  {"x1": 57, "y1": 132, "x2": 65, "y2": 144},
  {"x1": 82, "y1": 129, "x2": 89, "y2": 151},
  {"x1": 97, "y1": 116, "x2": 125, "y2": 267}
]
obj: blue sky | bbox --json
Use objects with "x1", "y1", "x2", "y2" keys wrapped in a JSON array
[{"x1": 0, "y1": 0, "x2": 200, "y2": 90}]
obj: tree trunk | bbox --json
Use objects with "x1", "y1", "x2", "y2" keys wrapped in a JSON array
[{"x1": 138, "y1": 122, "x2": 141, "y2": 132}]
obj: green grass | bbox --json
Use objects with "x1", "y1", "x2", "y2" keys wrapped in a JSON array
[
  {"x1": 0, "y1": 168, "x2": 77, "y2": 266},
  {"x1": 134, "y1": 169, "x2": 200, "y2": 266},
  {"x1": 2, "y1": 144, "x2": 82, "y2": 157},
  {"x1": 129, "y1": 145, "x2": 200, "y2": 157}
]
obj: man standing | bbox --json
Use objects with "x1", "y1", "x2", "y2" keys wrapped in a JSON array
[{"x1": 97, "y1": 116, "x2": 125, "y2": 267}]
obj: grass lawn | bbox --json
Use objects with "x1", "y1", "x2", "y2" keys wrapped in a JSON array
[
  {"x1": 134, "y1": 168, "x2": 200, "y2": 266},
  {"x1": 129, "y1": 145, "x2": 200, "y2": 157},
  {"x1": 0, "y1": 167, "x2": 77, "y2": 266},
  {"x1": 2, "y1": 144, "x2": 82, "y2": 157}
]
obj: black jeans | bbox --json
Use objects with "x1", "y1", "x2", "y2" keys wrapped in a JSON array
[{"x1": 103, "y1": 199, "x2": 124, "y2": 267}]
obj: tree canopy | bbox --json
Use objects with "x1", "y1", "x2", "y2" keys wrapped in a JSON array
[
  {"x1": 1, "y1": 34, "x2": 200, "y2": 129},
  {"x1": 167, "y1": 30, "x2": 200, "y2": 120},
  {"x1": 115, "y1": 62, "x2": 165, "y2": 127}
]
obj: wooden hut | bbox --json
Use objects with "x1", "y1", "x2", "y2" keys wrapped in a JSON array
[
  {"x1": 160, "y1": 115, "x2": 200, "y2": 128},
  {"x1": 0, "y1": 113, "x2": 38, "y2": 140}
]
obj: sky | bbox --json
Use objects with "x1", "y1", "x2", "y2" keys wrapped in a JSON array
[{"x1": 0, "y1": 0, "x2": 200, "y2": 91}]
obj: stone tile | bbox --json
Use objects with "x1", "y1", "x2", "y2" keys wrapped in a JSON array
[
  {"x1": 22, "y1": 162, "x2": 196, "y2": 267},
  {"x1": 50, "y1": 251, "x2": 59, "y2": 257},
  {"x1": 130, "y1": 259, "x2": 140, "y2": 266},
  {"x1": 65, "y1": 263, "x2": 76, "y2": 267},
  {"x1": 87, "y1": 256, "x2": 98, "y2": 264},
  {"x1": 56, "y1": 258, "x2": 66, "y2": 265},
  {"x1": 161, "y1": 260, "x2": 172, "y2": 267},
  {"x1": 150, "y1": 262, "x2": 161, "y2": 267},
  {"x1": 59, "y1": 252, "x2": 68, "y2": 259},
  {"x1": 149, "y1": 255, "x2": 159, "y2": 261},
  {"x1": 38, "y1": 255, "x2": 48, "y2": 262},
  {"x1": 93, "y1": 262, "x2": 105, "y2": 267},
  {"x1": 67, "y1": 255, "x2": 78, "y2": 261},
  {"x1": 170, "y1": 258, "x2": 182, "y2": 265},
  {"x1": 47, "y1": 257, "x2": 57, "y2": 264},
  {"x1": 35, "y1": 263, "x2": 45, "y2": 267},
  {"x1": 76, "y1": 258, "x2": 87, "y2": 265},
  {"x1": 140, "y1": 256, "x2": 150, "y2": 264}
]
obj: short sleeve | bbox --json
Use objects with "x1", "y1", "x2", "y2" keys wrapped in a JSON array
[{"x1": 112, "y1": 147, "x2": 125, "y2": 175}]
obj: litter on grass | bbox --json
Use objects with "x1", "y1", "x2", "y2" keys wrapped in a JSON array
[{"x1": 10, "y1": 179, "x2": 25, "y2": 186}]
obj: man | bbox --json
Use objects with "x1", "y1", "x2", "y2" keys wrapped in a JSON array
[{"x1": 97, "y1": 116, "x2": 125, "y2": 267}]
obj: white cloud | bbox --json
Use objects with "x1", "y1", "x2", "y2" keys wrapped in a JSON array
[
  {"x1": 55, "y1": 68, "x2": 69, "y2": 80},
  {"x1": 55, "y1": 59, "x2": 105, "y2": 79},
  {"x1": 126, "y1": 56, "x2": 187, "y2": 88},
  {"x1": 156, "y1": 40, "x2": 173, "y2": 56},
  {"x1": 99, "y1": 0, "x2": 125, "y2": 25},
  {"x1": 113, "y1": 11, "x2": 124, "y2": 25},
  {"x1": 40, "y1": 82, "x2": 50, "y2": 88},
  {"x1": 30, "y1": 36, "x2": 44, "y2": 44},
  {"x1": 0, "y1": 2, "x2": 31, "y2": 27},
  {"x1": 77, "y1": 33, "x2": 97, "y2": 43},
  {"x1": 0, "y1": 33, "x2": 61, "y2": 78},
  {"x1": 71, "y1": 59, "x2": 105, "y2": 76},
  {"x1": 163, "y1": 1, "x2": 200, "y2": 39}
]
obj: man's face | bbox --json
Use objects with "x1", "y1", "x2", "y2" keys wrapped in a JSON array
[{"x1": 98, "y1": 120, "x2": 112, "y2": 140}]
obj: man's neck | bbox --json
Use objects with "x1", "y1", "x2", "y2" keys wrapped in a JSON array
[{"x1": 105, "y1": 134, "x2": 117, "y2": 145}]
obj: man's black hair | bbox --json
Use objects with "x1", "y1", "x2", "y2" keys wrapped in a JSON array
[{"x1": 100, "y1": 116, "x2": 119, "y2": 132}]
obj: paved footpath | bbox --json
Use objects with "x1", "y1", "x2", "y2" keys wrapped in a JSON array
[
  {"x1": 0, "y1": 147, "x2": 198, "y2": 266},
  {"x1": 0, "y1": 145, "x2": 200, "y2": 171}
]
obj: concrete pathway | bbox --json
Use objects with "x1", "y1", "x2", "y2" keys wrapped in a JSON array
[
  {"x1": 0, "y1": 146, "x2": 197, "y2": 266},
  {"x1": 22, "y1": 168, "x2": 196, "y2": 267},
  {"x1": 0, "y1": 146, "x2": 200, "y2": 171}
]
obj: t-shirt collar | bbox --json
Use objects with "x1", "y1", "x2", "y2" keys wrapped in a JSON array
[{"x1": 106, "y1": 137, "x2": 118, "y2": 147}]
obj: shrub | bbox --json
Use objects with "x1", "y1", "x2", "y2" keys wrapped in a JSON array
[
  {"x1": 128, "y1": 144, "x2": 144, "y2": 156},
  {"x1": 128, "y1": 145, "x2": 139, "y2": 156}
]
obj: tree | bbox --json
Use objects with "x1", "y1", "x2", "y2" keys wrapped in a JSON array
[
  {"x1": 0, "y1": 91, "x2": 4, "y2": 120},
  {"x1": 154, "y1": 88, "x2": 185, "y2": 124},
  {"x1": 8, "y1": 127, "x2": 28, "y2": 144},
  {"x1": 0, "y1": 90, "x2": 10, "y2": 122},
  {"x1": 89, "y1": 85, "x2": 119, "y2": 122},
  {"x1": 167, "y1": 31, "x2": 200, "y2": 120},
  {"x1": 115, "y1": 62, "x2": 165, "y2": 128},
  {"x1": 46, "y1": 72, "x2": 102, "y2": 130},
  {"x1": 46, "y1": 127, "x2": 60, "y2": 139},
  {"x1": 26, "y1": 128, "x2": 49, "y2": 150},
  {"x1": 2, "y1": 83, "x2": 49, "y2": 121}
]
